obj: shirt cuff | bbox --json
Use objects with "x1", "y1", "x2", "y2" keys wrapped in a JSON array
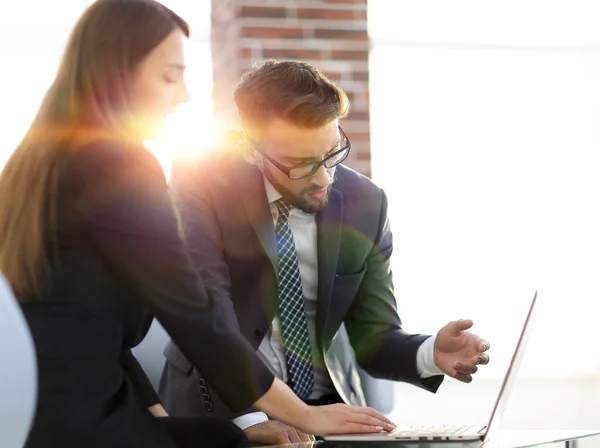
[
  {"x1": 232, "y1": 412, "x2": 269, "y2": 430},
  {"x1": 416, "y1": 335, "x2": 445, "y2": 378}
]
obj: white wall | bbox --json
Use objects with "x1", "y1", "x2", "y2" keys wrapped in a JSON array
[
  {"x1": 369, "y1": 1, "x2": 600, "y2": 443},
  {"x1": 369, "y1": 0, "x2": 600, "y2": 380}
]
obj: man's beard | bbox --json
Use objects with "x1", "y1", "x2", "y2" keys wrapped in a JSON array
[{"x1": 263, "y1": 165, "x2": 332, "y2": 214}]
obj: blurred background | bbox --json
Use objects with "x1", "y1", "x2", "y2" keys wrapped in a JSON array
[{"x1": 1, "y1": 1, "x2": 599, "y2": 445}]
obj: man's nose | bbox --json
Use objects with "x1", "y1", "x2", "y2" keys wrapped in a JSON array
[{"x1": 312, "y1": 164, "x2": 333, "y2": 188}]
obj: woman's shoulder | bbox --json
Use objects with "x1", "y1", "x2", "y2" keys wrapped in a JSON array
[
  {"x1": 68, "y1": 138, "x2": 160, "y2": 168},
  {"x1": 64, "y1": 138, "x2": 165, "y2": 185}
]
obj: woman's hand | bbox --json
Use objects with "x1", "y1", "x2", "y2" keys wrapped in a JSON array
[
  {"x1": 148, "y1": 403, "x2": 169, "y2": 417},
  {"x1": 254, "y1": 378, "x2": 395, "y2": 436},
  {"x1": 299, "y1": 403, "x2": 395, "y2": 436}
]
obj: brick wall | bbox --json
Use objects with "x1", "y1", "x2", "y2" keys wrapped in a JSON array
[{"x1": 211, "y1": 0, "x2": 371, "y2": 176}]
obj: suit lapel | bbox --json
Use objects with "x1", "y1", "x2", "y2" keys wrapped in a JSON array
[
  {"x1": 316, "y1": 188, "x2": 343, "y2": 345},
  {"x1": 230, "y1": 157, "x2": 278, "y2": 272},
  {"x1": 230, "y1": 150, "x2": 343, "y2": 344}
]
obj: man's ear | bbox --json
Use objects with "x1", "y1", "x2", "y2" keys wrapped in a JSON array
[{"x1": 238, "y1": 139, "x2": 262, "y2": 167}]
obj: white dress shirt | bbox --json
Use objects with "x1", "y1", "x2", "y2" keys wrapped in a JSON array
[{"x1": 233, "y1": 179, "x2": 443, "y2": 430}]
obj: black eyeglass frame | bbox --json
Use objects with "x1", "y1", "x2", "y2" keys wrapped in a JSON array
[{"x1": 243, "y1": 126, "x2": 352, "y2": 180}]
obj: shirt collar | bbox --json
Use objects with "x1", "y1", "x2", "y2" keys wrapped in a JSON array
[{"x1": 263, "y1": 177, "x2": 283, "y2": 205}]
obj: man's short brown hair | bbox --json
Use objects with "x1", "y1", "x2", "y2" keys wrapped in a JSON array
[{"x1": 234, "y1": 60, "x2": 349, "y2": 133}]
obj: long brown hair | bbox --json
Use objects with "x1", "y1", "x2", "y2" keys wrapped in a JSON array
[{"x1": 0, "y1": 0, "x2": 189, "y2": 300}]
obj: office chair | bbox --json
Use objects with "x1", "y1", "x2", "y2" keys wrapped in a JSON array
[
  {"x1": 132, "y1": 319, "x2": 170, "y2": 391},
  {"x1": 0, "y1": 273, "x2": 37, "y2": 447}
]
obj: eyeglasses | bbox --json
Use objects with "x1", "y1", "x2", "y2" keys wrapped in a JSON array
[{"x1": 243, "y1": 126, "x2": 352, "y2": 180}]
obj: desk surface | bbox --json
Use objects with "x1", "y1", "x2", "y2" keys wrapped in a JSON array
[
  {"x1": 266, "y1": 430, "x2": 600, "y2": 448},
  {"x1": 493, "y1": 430, "x2": 600, "y2": 447}
]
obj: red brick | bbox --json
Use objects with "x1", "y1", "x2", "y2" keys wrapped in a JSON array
[
  {"x1": 296, "y1": 8, "x2": 355, "y2": 20},
  {"x1": 354, "y1": 10, "x2": 367, "y2": 21},
  {"x1": 262, "y1": 48, "x2": 323, "y2": 60},
  {"x1": 238, "y1": 47, "x2": 252, "y2": 59},
  {"x1": 322, "y1": 70, "x2": 342, "y2": 81},
  {"x1": 346, "y1": 132, "x2": 370, "y2": 142},
  {"x1": 344, "y1": 89, "x2": 369, "y2": 104},
  {"x1": 313, "y1": 29, "x2": 368, "y2": 40},
  {"x1": 347, "y1": 141, "x2": 370, "y2": 153},
  {"x1": 345, "y1": 91, "x2": 370, "y2": 104},
  {"x1": 343, "y1": 160, "x2": 371, "y2": 178},
  {"x1": 240, "y1": 6, "x2": 288, "y2": 19},
  {"x1": 345, "y1": 110, "x2": 369, "y2": 121},
  {"x1": 352, "y1": 71, "x2": 369, "y2": 81},
  {"x1": 325, "y1": 0, "x2": 364, "y2": 3},
  {"x1": 358, "y1": 89, "x2": 369, "y2": 103},
  {"x1": 242, "y1": 27, "x2": 305, "y2": 39},
  {"x1": 356, "y1": 151, "x2": 371, "y2": 161},
  {"x1": 331, "y1": 50, "x2": 368, "y2": 60}
]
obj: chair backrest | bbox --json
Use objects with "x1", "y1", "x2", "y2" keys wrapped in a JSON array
[
  {"x1": 132, "y1": 319, "x2": 169, "y2": 391},
  {"x1": 0, "y1": 273, "x2": 37, "y2": 447},
  {"x1": 358, "y1": 368, "x2": 394, "y2": 413}
]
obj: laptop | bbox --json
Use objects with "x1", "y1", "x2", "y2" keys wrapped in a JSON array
[{"x1": 324, "y1": 291, "x2": 539, "y2": 443}]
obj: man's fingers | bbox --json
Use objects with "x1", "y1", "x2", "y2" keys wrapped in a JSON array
[
  {"x1": 452, "y1": 371, "x2": 473, "y2": 383},
  {"x1": 297, "y1": 429, "x2": 314, "y2": 442},
  {"x1": 446, "y1": 319, "x2": 474, "y2": 335},
  {"x1": 271, "y1": 433, "x2": 292, "y2": 445},
  {"x1": 472, "y1": 353, "x2": 490, "y2": 365},
  {"x1": 479, "y1": 339, "x2": 491, "y2": 352},
  {"x1": 286, "y1": 428, "x2": 302, "y2": 443},
  {"x1": 453, "y1": 361, "x2": 478, "y2": 374}
]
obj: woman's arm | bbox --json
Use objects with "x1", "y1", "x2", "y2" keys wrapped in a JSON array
[{"x1": 72, "y1": 141, "x2": 273, "y2": 411}]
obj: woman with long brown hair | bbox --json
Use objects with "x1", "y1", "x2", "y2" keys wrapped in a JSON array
[{"x1": 0, "y1": 0, "x2": 394, "y2": 447}]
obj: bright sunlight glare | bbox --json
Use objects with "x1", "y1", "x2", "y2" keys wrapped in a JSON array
[
  {"x1": 144, "y1": 35, "x2": 216, "y2": 182},
  {"x1": 145, "y1": 102, "x2": 217, "y2": 183}
]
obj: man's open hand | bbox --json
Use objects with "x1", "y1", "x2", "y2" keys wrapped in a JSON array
[{"x1": 434, "y1": 319, "x2": 490, "y2": 383}]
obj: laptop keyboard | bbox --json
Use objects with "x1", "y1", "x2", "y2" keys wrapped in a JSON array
[{"x1": 393, "y1": 425, "x2": 478, "y2": 436}]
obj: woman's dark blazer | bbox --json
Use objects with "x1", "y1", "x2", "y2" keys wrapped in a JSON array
[{"x1": 20, "y1": 140, "x2": 274, "y2": 448}]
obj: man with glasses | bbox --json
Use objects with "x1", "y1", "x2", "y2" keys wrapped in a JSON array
[{"x1": 159, "y1": 60, "x2": 490, "y2": 446}]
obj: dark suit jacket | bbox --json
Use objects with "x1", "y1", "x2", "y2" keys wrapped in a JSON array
[
  {"x1": 20, "y1": 140, "x2": 273, "y2": 448},
  {"x1": 159, "y1": 133, "x2": 444, "y2": 420}
]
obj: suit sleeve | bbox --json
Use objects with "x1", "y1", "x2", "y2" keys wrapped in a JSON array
[
  {"x1": 344, "y1": 189, "x2": 444, "y2": 392},
  {"x1": 169, "y1": 155, "x2": 240, "y2": 331},
  {"x1": 72, "y1": 142, "x2": 274, "y2": 412},
  {"x1": 121, "y1": 349, "x2": 160, "y2": 407},
  {"x1": 166, "y1": 154, "x2": 263, "y2": 419}
]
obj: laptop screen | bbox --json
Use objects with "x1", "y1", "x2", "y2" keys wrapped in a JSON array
[{"x1": 484, "y1": 291, "x2": 540, "y2": 441}]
